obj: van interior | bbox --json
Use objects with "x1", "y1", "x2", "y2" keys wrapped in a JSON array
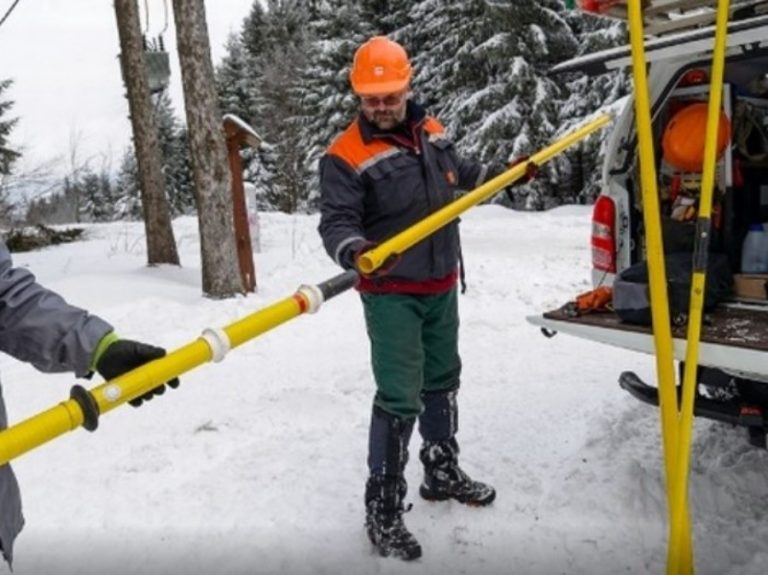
[
  {"x1": 636, "y1": 55, "x2": 768, "y2": 280},
  {"x1": 532, "y1": 33, "x2": 768, "y2": 447}
]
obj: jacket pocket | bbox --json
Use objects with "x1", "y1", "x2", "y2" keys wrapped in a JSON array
[
  {"x1": 429, "y1": 139, "x2": 460, "y2": 189},
  {"x1": 365, "y1": 155, "x2": 421, "y2": 216}
]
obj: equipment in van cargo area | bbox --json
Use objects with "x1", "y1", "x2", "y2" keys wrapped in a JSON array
[
  {"x1": 662, "y1": 102, "x2": 731, "y2": 171},
  {"x1": 563, "y1": 286, "x2": 614, "y2": 317},
  {"x1": 741, "y1": 223, "x2": 768, "y2": 272},
  {"x1": 733, "y1": 100, "x2": 768, "y2": 166},
  {"x1": 530, "y1": 7, "x2": 768, "y2": 458},
  {"x1": 612, "y1": 252, "x2": 733, "y2": 326},
  {"x1": 733, "y1": 273, "x2": 768, "y2": 299}
]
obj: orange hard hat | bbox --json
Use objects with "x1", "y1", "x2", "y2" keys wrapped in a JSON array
[
  {"x1": 349, "y1": 36, "x2": 412, "y2": 96},
  {"x1": 662, "y1": 102, "x2": 731, "y2": 172}
]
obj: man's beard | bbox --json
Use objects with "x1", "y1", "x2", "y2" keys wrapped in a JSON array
[{"x1": 371, "y1": 111, "x2": 401, "y2": 129}]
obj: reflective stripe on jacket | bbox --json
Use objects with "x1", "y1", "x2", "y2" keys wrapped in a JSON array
[
  {"x1": 318, "y1": 101, "x2": 500, "y2": 287},
  {"x1": 0, "y1": 239, "x2": 113, "y2": 565}
]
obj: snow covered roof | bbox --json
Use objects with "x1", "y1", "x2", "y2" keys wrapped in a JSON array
[{"x1": 222, "y1": 114, "x2": 262, "y2": 148}]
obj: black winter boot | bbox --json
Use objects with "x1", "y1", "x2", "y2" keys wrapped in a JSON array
[
  {"x1": 365, "y1": 476, "x2": 422, "y2": 560},
  {"x1": 365, "y1": 406, "x2": 421, "y2": 560},
  {"x1": 419, "y1": 438, "x2": 496, "y2": 506}
]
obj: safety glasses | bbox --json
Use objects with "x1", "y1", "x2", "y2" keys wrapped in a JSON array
[{"x1": 360, "y1": 91, "x2": 407, "y2": 108}]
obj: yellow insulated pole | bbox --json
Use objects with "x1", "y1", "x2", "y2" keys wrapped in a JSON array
[
  {"x1": 356, "y1": 113, "x2": 613, "y2": 276},
  {"x1": 670, "y1": 1, "x2": 731, "y2": 574},
  {"x1": 0, "y1": 270, "x2": 359, "y2": 466},
  {"x1": 625, "y1": 0, "x2": 693, "y2": 573}
]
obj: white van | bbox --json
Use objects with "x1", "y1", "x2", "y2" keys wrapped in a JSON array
[{"x1": 528, "y1": 9, "x2": 768, "y2": 446}]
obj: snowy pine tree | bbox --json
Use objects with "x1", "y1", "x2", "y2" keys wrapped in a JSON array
[
  {"x1": 114, "y1": 147, "x2": 143, "y2": 220},
  {"x1": 0, "y1": 79, "x2": 20, "y2": 176},
  {"x1": 168, "y1": 126, "x2": 195, "y2": 215},
  {"x1": 395, "y1": 1, "x2": 571, "y2": 208},
  {"x1": 216, "y1": 33, "x2": 259, "y2": 126},
  {"x1": 240, "y1": 1, "x2": 272, "y2": 60},
  {"x1": 154, "y1": 92, "x2": 195, "y2": 216},
  {"x1": 360, "y1": 0, "x2": 411, "y2": 35},
  {"x1": 242, "y1": 142, "x2": 280, "y2": 211},
  {"x1": 290, "y1": 0, "x2": 373, "y2": 208},
  {"x1": 25, "y1": 175, "x2": 81, "y2": 224},
  {"x1": 217, "y1": 0, "x2": 632, "y2": 211},
  {"x1": 556, "y1": 7, "x2": 629, "y2": 204},
  {"x1": 113, "y1": 92, "x2": 194, "y2": 219},
  {"x1": 79, "y1": 167, "x2": 115, "y2": 222},
  {"x1": 234, "y1": 0, "x2": 316, "y2": 212}
]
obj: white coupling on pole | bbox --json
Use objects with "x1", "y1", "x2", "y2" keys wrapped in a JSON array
[
  {"x1": 201, "y1": 327, "x2": 231, "y2": 362},
  {"x1": 297, "y1": 284, "x2": 324, "y2": 314}
]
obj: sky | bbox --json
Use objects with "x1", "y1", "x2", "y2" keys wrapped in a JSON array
[
  {"x1": 2, "y1": 206, "x2": 768, "y2": 574},
  {"x1": 0, "y1": 0, "x2": 254, "y2": 178}
]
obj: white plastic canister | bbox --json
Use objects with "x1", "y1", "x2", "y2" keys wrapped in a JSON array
[{"x1": 741, "y1": 223, "x2": 768, "y2": 273}]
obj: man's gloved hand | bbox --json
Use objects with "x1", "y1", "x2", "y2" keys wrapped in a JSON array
[
  {"x1": 342, "y1": 239, "x2": 400, "y2": 278},
  {"x1": 340, "y1": 239, "x2": 377, "y2": 271},
  {"x1": 505, "y1": 155, "x2": 539, "y2": 201},
  {"x1": 96, "y1": 339, "x2": 180, "y2": 407},
  {"x1": 509, "y1": 155, "x2": 539, "y2": 181}
]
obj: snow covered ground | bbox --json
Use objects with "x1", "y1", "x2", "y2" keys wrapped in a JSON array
[{"x1": 2, "y1": 206, "x2": 767, "y2": 575}]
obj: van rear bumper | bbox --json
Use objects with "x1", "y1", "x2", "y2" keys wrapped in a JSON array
[{"x1": 526, "y1": 303, "x2": 768, "y2": 380}]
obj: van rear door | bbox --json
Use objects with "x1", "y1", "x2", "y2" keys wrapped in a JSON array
[{"x1": 532, "y1": 8, "x2": 768, "y2": 380}]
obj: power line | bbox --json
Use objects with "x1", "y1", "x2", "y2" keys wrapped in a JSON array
[{"x1": 0, "y1": 0, "x2": 22, "y2": 30}]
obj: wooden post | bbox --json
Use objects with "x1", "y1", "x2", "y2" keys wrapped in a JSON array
[{"x1": 223, "y1": 114, "x2": 261, "y2": 293}]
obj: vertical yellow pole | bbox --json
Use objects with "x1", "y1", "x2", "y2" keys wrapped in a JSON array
[
  {"x1": 670, "y1": 1, "x2": 731, "y2": 574},
  {"x1": 625, "y1": 1, "x2": 693, "y2": 573}
]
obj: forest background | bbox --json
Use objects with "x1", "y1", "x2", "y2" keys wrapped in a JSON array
[{"x1": 0, "y1": 0, "x2": 628, "y2": 225}]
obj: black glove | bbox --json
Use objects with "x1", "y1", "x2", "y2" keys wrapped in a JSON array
[
  {"x1": 340, "y1": 239, "x2": 375, "y2": 271},
  {"x1": 505, "y1": 156, "x2": 539, "y2": 201},
  {"x1": 96, "y1": 339, "x2": 180, "y2": 407},
  {"x1": 510, "y1": 155, "x2": 539, "y2": 181},
  {"x1": 341, "y1": 239, "x2": 400, "y2": 278}
]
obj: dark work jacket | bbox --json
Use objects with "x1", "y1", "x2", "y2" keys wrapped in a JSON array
[{"x1": 318, "y1": 101, "x2": 502, "y2": 287}]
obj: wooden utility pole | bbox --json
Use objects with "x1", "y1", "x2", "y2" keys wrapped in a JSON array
[
  {"x1": 114, "y1": 0, "x2": 180, "y2": 266},
  {"x1": 172, "y1": 0, "x2": 242, "y2": 298}
]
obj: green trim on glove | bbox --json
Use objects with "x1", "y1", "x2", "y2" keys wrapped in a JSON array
[{"x1": 90, "y1": 331, "x2": 120, "y2": 372}]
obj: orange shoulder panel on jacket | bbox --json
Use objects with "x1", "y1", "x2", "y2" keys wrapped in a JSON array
[
  {"x1": 423, "y1": 117, "x2": 445, "y2": 136},
  {"x1": 327, "y1": 120, "x2": 393, "y2": 171}
]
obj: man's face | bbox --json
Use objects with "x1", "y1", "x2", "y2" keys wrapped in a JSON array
[{"x1": 360, "y1": 88, "x2": 408, "y2": 130}]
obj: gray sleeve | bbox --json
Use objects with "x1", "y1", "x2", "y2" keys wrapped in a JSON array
[
  {"x1": 0, "y1": 240, "x2": 113, "y2": 377},
  {"x1": 317, "y1": 154, "x2": 367, "y2": 269}
]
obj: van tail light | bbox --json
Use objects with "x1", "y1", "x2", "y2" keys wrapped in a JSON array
[{"x1": 591, "y1": 196, "x2": 617, "y2": 273}]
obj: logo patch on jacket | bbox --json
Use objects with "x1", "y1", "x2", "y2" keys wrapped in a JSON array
[{"x1": 446, "y1": 170, "x2": 457, "y2": 185}]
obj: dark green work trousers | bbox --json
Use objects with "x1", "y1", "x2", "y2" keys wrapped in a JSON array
[{"x1": 361, "y1": 288, "x2": 461, "y2": 419}]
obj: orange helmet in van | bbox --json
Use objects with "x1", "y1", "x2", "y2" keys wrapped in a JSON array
[
  {"x1": 349, "y1": 36, "x2": 412, "y2": 96},
  {"x1": 662, "y1": 102, "x2": 731, "y2": 172}
]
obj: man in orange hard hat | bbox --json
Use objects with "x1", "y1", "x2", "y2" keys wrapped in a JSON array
[{"x1": 318, "y1": 36, "x2": 531, "y2": 561}]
